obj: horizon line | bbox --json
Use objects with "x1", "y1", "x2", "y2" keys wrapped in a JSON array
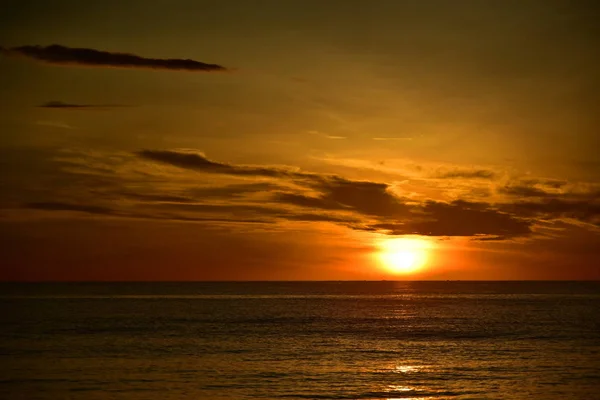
[{"x1": 2, "y1": 279, "x2": 599, "y2": 283}]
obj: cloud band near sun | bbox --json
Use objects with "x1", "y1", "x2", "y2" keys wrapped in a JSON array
[
  {"x1": 132, "y1": 150, "x2": 600, "y2": 237},
  {"x1": 6, "y1": 147, "x2": 599, "y2": 242}
]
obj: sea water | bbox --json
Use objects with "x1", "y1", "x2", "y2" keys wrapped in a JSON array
[{"x1": 1, "y1": 281, "x2": 599, "y2": 399}]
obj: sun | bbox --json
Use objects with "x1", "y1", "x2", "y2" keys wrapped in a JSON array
[{"x1": 377, "y1": 237, "x2": 432, "y2": 275}]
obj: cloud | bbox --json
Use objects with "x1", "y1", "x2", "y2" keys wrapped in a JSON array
[
  {"x1": 499, "y1": 185, "x2": 551, "y2": 198},
  {"x1": 136, "y1": 149, "x2": 315, "y2": 180},
  {"x1": 24, "y1": 202, "x2": 114, "y2": 215},
  {"x1": 163, "y1": 201, "x2": 357, "y2": 222},
  {"x1": 310, "y1": 177, "x2": 411, "y2": 218},
  {"x1": 97, "y1": 183, "x2": 282, "y2": 204},
  {"x1": 367, "y1": 200, "x2": 531, "y2": 238},
  {"x1": 499, "y1": 179, "x2": 573, "y2": 198},
  {"x1": 285, "y1": 212, "x2": 359, "y2": 223},
  {"x1": 502, "y1": 199, "x2": 600, "y2": 227},
  {"x1": 144, "y1": 201, "x2": 360, "y2": 225},
  {"x1": 14, "y1": 148, "x2": 596, "y2": 241},
  {"x1": 520, "y1": 178, "x2": 567, "y2": 189},
  {"x1": 500, "y1": 180, "x2": 600, "y2": 211},
  {"x1": 20, "y1": 199, "x2": 356, "y2": 226},
  {"x1": 134, "y1": 149, "x2": 534, "y2": 239},
  {"x1": 37, "y1": 101, "x2": 127, "y2": 109},
  {"x1": 1, "y1": 44, "x2": 228, "y2": 72},
  {"x1": 120, "y1": 193, "x2": 195, "y2": 203},
  {"x1": 273, "y1": 176, "x2": 531, "y2": 239},
  {"x1": 21, "y1": 201, "x2": 274, "y2": 224},
  {"x1": 273, "y1": 177, "x2": 411, "y2": 217},
  {"x1": 188, "y1": 182, "x2": 282, "y2": 198},
  {"x1": 272, "y1": 182, "x2": 531, "y2": 239},
  {"x1": 435, "y1": 169, "x2": 497, "y2": 180},
  {"x1": 495, "y1": 179, "x2": 600, "y2": 227},
  {"x1": 273, "y1": 192, "x2": 349, "y2": 211},
  {"x1": 154, "y1": 202, "x2": 283, "y2": 216}
]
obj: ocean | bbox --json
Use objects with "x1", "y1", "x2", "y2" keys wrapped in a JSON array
[{"x1": 1, "y1": 281, "x2": 599, "y2": 399}]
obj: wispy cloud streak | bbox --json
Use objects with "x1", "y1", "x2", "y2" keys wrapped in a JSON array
[
  {"x1": 38, "y1": 101, "x2": 128, "y2": 109},
  {"x1": 1, "y1": 44, "x2": 228, "y2": 72},
  {"x1": 136, "y1": 150, "x2": 313, "y2": 179}
]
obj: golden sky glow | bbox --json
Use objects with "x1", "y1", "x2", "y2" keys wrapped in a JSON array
[{"x1": 0, "y1": 1, "x2": 598, "y2": 280}]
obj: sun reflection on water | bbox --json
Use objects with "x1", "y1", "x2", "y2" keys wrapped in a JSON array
[
  {"x1": 392, "y1": 364, "x2": 433, "y2": 374},
  {"x1": 385, "y1": 386, "x2": 437, "y2": 400},
  {"x1": 386, "y1": 398, "x2": 438, "y2": 400},
  {"x1": 387, "y1": 384, "x2": 415, "y2": 392}
]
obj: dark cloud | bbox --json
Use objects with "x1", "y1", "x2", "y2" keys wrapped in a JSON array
[
  {"x1": 495, "y1": 178, "x2": 600, "y2": 227},
  {"x1": 21, "y1": 198, "x2": 357, "y2": 227},
  {"x1": 411, "y1": 200, "x2": 529, "y2": 237},
  {"x1": 273, "y1": 178, "x2": 531, "y2": 239},
  {"x1": 93, "y1": 184, "x2": 280, "y2": 204},
  {"x1": 273, "y1": 193, "x2": 349, "y2": 211},
  {"x1": 285, "y1": 213, "x2": 359, "y2": 223},
  {"x1": 436, "y1": 169, "x2": 497, "y2": 179},
  {"x1": 499, "y1": 185, "x2": 552, "y2": 198},
  {"x1": 314, "y1": 177, "x2": 410, "y2": 218},
  {"x1": 152, "y1": 202, "x2": 284, "y2": 217},
  {"x1": 502, "y1": 199, "x2": 600, "y2": 226},
  {"x1": 38, "y1": 101, "x2": 128, "y2": 109},
  {"x1": 520, "y1": 178, "x2": 568, "y2": 189},
  {"x1": 273, "y1": 177, "x2": 411, "y2": 218},
  {"x1": 152, "y1": 202, "x2": 358, "y2": 225},
  {"x1": 468, "y1": 187, "x2": 492, "y2": 198},
  {"x1": 21, "y1": 201, "x2": 273, "y2": 224},
  {"x1": 1, "y1": 44, "x2": 228, "y2": 72},
  {"x1": 501, "y1": 180, "x2": 600, "y2": 199},
  {"x1": 24, "y1": 202, "x2": 114, "y2": 215},
  {"x1": 163, "y1": 215, "x2": 271, "y2": 224},
  {"x1": 135, "y1": 149, "x2": 534, "y2": 239},
  {"x1": 19, "y1": 149, "x2": 597, "y2": 241},
  {"x1": 359, "y1": 200, "x2": 531, "y2": 239},
  {"x1": 471, "y1": 235, "x2": 516, "y2": 241},
  {"x1": 189, "y1": 182, "x2": 282, "y2": 198},
  {"x1": 120, "y1": 193, "x2": 195, "y2": 203},
  {"x1": 136, "y1": 150, "x2": 314, "y2": 180}
]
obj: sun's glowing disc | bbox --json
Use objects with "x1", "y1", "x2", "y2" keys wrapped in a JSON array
[{"x1": 377, "y1": 237, "x2": 431, "y2": 274}]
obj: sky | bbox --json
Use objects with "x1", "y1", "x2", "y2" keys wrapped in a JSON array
[{"x1": 0, "y1": 0, "x2": 599, "y2": 280}]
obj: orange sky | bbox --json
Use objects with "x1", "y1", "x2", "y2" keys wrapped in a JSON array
[{"x1": 0, "y1": 1, "x2": 599, "y2": 280}]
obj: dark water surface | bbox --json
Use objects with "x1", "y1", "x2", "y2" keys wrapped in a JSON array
[{"x1": 1, "y1": 281, "x2": 599, "y2": 399}]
